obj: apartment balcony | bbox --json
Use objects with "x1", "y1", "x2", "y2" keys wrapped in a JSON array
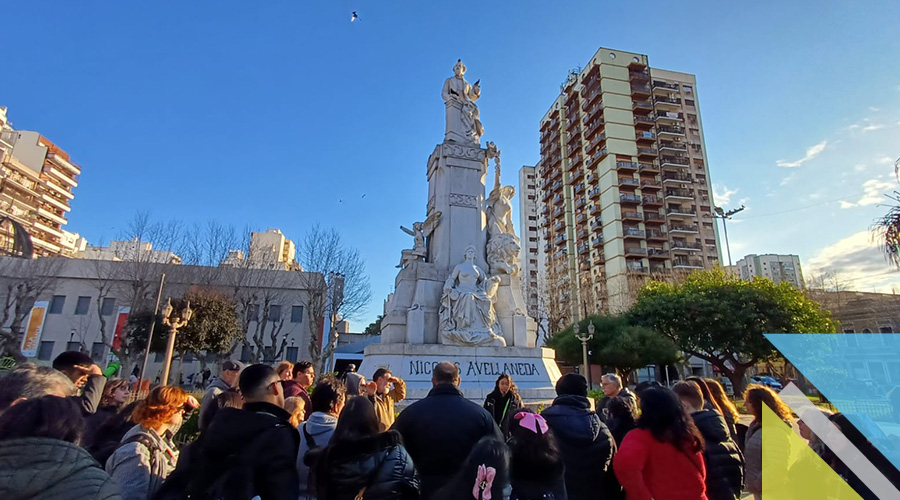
[
  {"x1": 42, "y1": 178, "x2": 75, "y2": 199},
  {"x1": 41, "y1": 193, "x2": 70, "y2": 212},
  {"x1": 585, "y1": 104, "x2": 604, "y2": 123},
  {"x1": 585, "y1": 120, "x2": 605, "y2": 140},
  {"x1": 647, "y1": 230, "x2": 668, "y2": 240},
  {"x1": 659, "y1": 141, "x2": 687, "y2": 152},
  {"x1": 552, "y1": 207, "x2": 564, "y2": 218},
  {"x1": 669, "y1": 225, "x2": 700, "y2": 234},
  {"x1": 37, "y1": 207, "x2": 67, "y2": 226},
  {"x1": 656, "y1": 112, "x2": 684, "y2": 123},
  {"x1": 625, "y1": 246, "x2": 647, "y2": 257},
  {"x1": 653, "y1": 96, "x2": 682, "y2": 108},
  {"x1": 657, "y1": 125, "x2": 686, "y2": 137},
  {"x1": 46, "y1": 153, "x2": 81, "y2": 176},
  {"x1": 644, "y1": 211, "x2": 666, "y2": 223},
  {"x1": 623, "y1": 227, "x2": 645, "y2": 238},
  {"x1": 660, "y1": 156, "x2": 689, "y2": 168},
  {"x1": 650, "y1": 264, "x2": 669, "y2": 274},
  {"x1": 652, "y1": 81, "x2": 680, "y2": 92},
  {"x1": 585, "y1": 173, "x2": 596, "y2": 184},
  {"x1": 554, "y1": 220, "x2": 564, "y2": 232},
  {"x1": 47, "y1": 165, "x2": 78, "y2": 188},
  {"x1": 588, "y1": 187, "x2": 601, "y2": 200},
  {"x1": 589, "y1": 205, "x2": 601, "y2": 216},
  {"x1": 636, "y1": 131, "x2": 656, "y2": 143},
  {"x1": 590, "y1": 218, "x2": 603, "y2": 229},
  {"x1": 547, "y1": 155, "x2": 562, "y2": 168},
  {"x1": 642, "y1": 195, "x2": 663, "y2": 206},
  {"x1": 570, "y1": 168, "x2": 585, "y2": 182},
  {"x1": 647, "y1": 247, "x2": 668, "y2": 258},
  {"x1": 552, "y1": 194, "x2": 564, "y2": 205},
  {"x1": 570, "y1": 154, "x2": 584, "y2": 168},
  {"x1": 573, "y1": 183, "x2": 586, "y2": 194},
  {"x1": 620, "y1": 193, "x2": 642, "y2": 205},
  {"x1": 576, "y1": 243, "x2": 590, "y2": 255},
  {"x1": 616, "y1": 161, "x2": 639, "y2": 173},
  {"x1": 670, "y1": 240, "x2": 702, "y2": 251},
  {"x1": 592, "y1": 237, "x2": 604, "y2": 248},
  {"x1": 637, "y1": 148, "x2": 658, "y2": 159},
  {"x1": 588, "y1": 149, "x2": 608, "y2": 167},
  {"x1": 31, "y1": 234, "x2": 62, "y2": 254},
  {"x1": 622, "y1": 211, "x2": 643, "y2": 222},
  {"x1": 575, "y1": 197, "x2": 587, "y2": 209},
  {"x1": 662, "y1": 172, "x2": 692, "y2": 184},
  {"x1": 587, "y1": 133, "x2": 607, "y2": 154},
  {"x1": 551, "y1": 181, "x2": 563, "y2": 193},
  {"x1": 541, "y1": 188, "x2": 552, "y2": 202},
  {"x1": 633, "y1": 115, "x2": 655, "y2": 128},
  {"x1": 638, "y1": 163, "x2": 660, "y2": 174},
  {"x1": 641, "y1": 180, "x2": 661, "y2": 190},
  {"x1": 631, "y1": 84, "x2": 651, "y2": 98},
  {"x1": 666, "y1": 207, "x2": 697, "y2": 217},
  {"x1": 618, "y1": 176, "x2": 640, "y2": 188},
  {"x1": 577, "y1": 228, "x2": 588, "y2": 240},
  {"x1": 629, "y1": 67, "x2": 650, "y2": 82},
  {"x1": 575, "y1": 213, "x2": 586, "y2": 224},
  {"x1": 632, "y1": 100, "x2": 654, "y2": 114},
  {"x1": 665, "y1": 189, "x2": 694, "y2": 200},
  {"x1": 34, "y1": 220, "x2": 64, "y2": 239},
  {"x1": 627, "y1": 262, "x2": 649, "y2": 274},
  {"x1": 673, "y1": 257, "x2": 704, "y2": 269}
]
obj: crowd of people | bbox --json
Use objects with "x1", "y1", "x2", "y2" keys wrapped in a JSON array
[{"x1": 1, "y1": 351, "x2": 900, "y2": 500}]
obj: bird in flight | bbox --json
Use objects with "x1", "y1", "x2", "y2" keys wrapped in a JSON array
[{"x1": 351, "y1": 12, "x2": 360, "y2": 23}]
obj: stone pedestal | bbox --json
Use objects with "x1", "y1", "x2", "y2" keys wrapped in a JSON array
[
  {"x1": 493, "y1": 274, "x2": 537, "y2": 348},
  {"x1": 358, "y1": 343, "x2": 561, "y2": 404}
]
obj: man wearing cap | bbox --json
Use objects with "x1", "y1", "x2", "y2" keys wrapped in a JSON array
[
  {"x1": 199, "y1": 360, "x2": 243, "y2": 430},
  {"x1": 541, "y1": 373, "x2": 620, "y2": 500}
]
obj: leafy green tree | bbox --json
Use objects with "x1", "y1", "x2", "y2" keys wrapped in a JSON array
[
  {"x1": 363, "y1": 315, "x2": 383, "y2": 336},
  {"x1": 547, "y1": 315, "x2": 678, "y2": 380},
  {"x1": 628, "y1": 269, "x2": 837, "y2": 393},
  {"x1": 165, "y1": 288, "x2": 243, "y2": 373}
]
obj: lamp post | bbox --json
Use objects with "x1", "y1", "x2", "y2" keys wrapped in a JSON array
[
  {"x1": 574, "y1": 321, "x2": 594, "y2": 386},
  {"x1": 712, "y1": 205, "x2": 745, "y2": 272},
  {"x1": 160, "y1": 297, "x2": 193, "y2": 386}
]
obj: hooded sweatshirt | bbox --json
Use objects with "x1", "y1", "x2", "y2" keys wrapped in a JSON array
[
  {"x1": 198, "y1": 377, "x2": 232, "y2": 430},
  {"x1": 297, "y1": 411, "x2": 339, "y2": 498},
  {"x1": 0, "y1": 437, "x2": 121, "y2": 500},
  {"x1": 105, "y1": 425, "x2": 178, "y2": 500}
]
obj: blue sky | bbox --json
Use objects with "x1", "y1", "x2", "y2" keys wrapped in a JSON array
[{"x1": 3, "y1": 1, "x2": 899, "y2": 328}]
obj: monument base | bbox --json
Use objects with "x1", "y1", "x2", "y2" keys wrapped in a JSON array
[{"x1": 358, "y1": 343, "x2": 561, "y2": 405}]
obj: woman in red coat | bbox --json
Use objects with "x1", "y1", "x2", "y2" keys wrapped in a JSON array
[{"x1": 614, "y1": 386, "x2": 708, "y2": 500}]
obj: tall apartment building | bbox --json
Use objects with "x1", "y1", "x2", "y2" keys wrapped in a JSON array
[
  {"x1": 733, "y1": 254, "x2": 804, "y2": 288},
  {"x1": 221, "y1": 228, "x2": 301, "y2": 271},
  {"x1": 538, "y1": 47, "x2": 721, "y2": 317},
  {"x1": 517, "y1": 165, "x2": 544, "y2": 315},
  {"x1": 0, "y1": 107, "x2": 81, "y2": 257}
]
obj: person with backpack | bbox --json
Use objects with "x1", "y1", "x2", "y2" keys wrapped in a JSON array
[
  {"x1": 483, "y1": 373, "x2": 523, "y2": 438},
  {"x1": 507, "y1": 409, "x2": 567, "y2": 500},
  {"x1": 162, "y1": 363, "x2": 301, "y2": 500},
  {"x1": 312, "y1": 396, "x2": 418, "y2": 500},
  {"x1": 106, "y1": 386, "x2": 195, "y2": 500},
  {"x1": 298, "y1": 376, "x2": 346, "y2": 499}
]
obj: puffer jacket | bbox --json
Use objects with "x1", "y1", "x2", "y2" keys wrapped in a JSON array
[
  {"x1": 744, "y1": 419, "x2": 792, "y2": 497},
  {"x1": 691, "y1": 410, "x2": 743, "y2": 500},
  {"x1": 106, "y1": 425, "x2": 179, "y2": 500},
  {"x1": 0, "y1": 437, "x2": 122, "y2": 500},
  {"x1": 314, "y1": 430, "x2": 418, "y2": 500},
  {"x1": 541, "y1": 395, "x2": 621, "y2": 500}
]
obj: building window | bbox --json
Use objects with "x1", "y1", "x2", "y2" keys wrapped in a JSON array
[
  {"x1": 75, "y1": 296, "x2": 91, "y2": 315},
  {"x1": 685, "y1": 99, "x2": 695, "y2": 107},
  {"x1": 879, "y1": 326, "x2": 894, "y2": 333},
  {"x1": 90, "y1": 342, "x2": 106, "y2": 363},
  {"x1": 49, "y1": 295, "x2": 66, "y2": 314},
  {"x1": 246, "y1": 304, "x2": 259, "y2": 322},
  {"x1": 154, "y1": 351, "x2": 164, "y2": 363},
  {"x1": 184, "y1": 353, "x2": 195, "y2": 363},
  {"x1": 286, "y1": 346, "x2": 299, "y2": 362},
  {"x1": 101, "y1": 298, "x2": 116, "y2": 316},
  {"x1": 269, "y1": 305, "x2": 282, "y2": 322},
  {"x1": 38, "y1": 341, "x2": 54, "y2": 361},
  {"x1": 683, "y1": 85, "x2": 693, "y2": 94},
  {"x1": 291, "y1": 305, "x2": 304, "y2": 323},
  {"x1": 240, "y1": 345, "x2": 252, "y2": 363},
  {"x1": 67, "y1": 341, "x2": 81, "y2": 352}
]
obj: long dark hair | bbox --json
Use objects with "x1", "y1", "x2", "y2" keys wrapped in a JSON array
[
  {"x1": 508, "y1": 409, "x2": 562, "y2": 481},
  {"x1": 0, "y1": 396, "x2": 83, "y2": 444},
  {"x1": 331, "y1": 396, "x2": 379, "y2": 444},
  {"x1": 636, "y1": 387, "x2": 704, "y2": 454},
  {"x1": 434, "y1": 436, "x2": 510, "y2": 500},
  {"x1": 492, "y1": 373, "x2": 520, "y2": 400}
]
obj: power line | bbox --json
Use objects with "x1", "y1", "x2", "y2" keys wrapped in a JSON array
[{"x1": 736, "y1": 191, "x2": 869, "y2": 220}]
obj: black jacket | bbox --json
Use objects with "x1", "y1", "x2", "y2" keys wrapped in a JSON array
[
  {"x1": 691, "y1": 410, "x2": 744, "y2": 500},
  {"x1": 392, "y1": 384, "x2": 502, "y2": 499},
  {"x1": 541, "y1": 395, "x2": 620, "y2": 500},
  {"x1": 483, "y1": 390, "x2": 522, "y2": 437},
  {"x1": 158, "y1": 401, "x2": 300, "y2": 500},
  {"x1": 596, "y1": 388, "x2": 637, "y2": 425},
  {"x1": 314, "y1": 430, "x2": 418, "y2": 500},
  {"x1": 510, "y1": 452, "x2": 567, "y2": 500}
]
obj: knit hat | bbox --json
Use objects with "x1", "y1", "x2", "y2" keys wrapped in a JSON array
[{"x1": 556, "y1": 373, "x2": 588, "y2": 397}]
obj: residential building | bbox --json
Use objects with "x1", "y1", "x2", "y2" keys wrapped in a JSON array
[
  {"x1": 0, "y1": 107, "x2": 81, "y2": 257},
  {"x1": 517, "y1": 165, "x2": 544, "y2": 316},
  {"x1": 221, "y1": 228, "x2": 300, "y2": 271},
  {"x1": 2, "y1": 256, "x2": 321, "y2": 375},
  {"x1": 733, "y1": 253, "x2": 804, "y2": 288},
  {"x1": 537, "y1": 47, "x2": 721, "y2": 317},
  {"x1": 77, "y1": 238, "x2": 182, "y2": 264}
]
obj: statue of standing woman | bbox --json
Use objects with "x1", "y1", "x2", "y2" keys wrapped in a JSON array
[
  {"x1": 442, "y1": 59, "x2": 484, "y2": 145},
  {"x1": 440, "y1": 245, "x2": 506, "y2": 347}
]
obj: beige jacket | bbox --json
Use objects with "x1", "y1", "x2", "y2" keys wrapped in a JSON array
[{"x1": 372, "y1": 379, "x2": 406, "y2": 431}]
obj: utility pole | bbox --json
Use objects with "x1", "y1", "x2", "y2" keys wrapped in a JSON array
[
  {"x1": 712, "y1": 205, "x2": 745, "y2": 273},
  {"x1": 139, "y1": 273, "x2": 165, "y2": 388}
]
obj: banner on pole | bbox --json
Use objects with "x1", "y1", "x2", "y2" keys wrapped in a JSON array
[{"x1": 20, "y1": 301, "x2": 49, "y2": 358}]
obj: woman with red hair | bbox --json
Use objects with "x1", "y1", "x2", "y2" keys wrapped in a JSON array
[{"x1": 105, "y1": 386, "x2": 197, "y2": 500}]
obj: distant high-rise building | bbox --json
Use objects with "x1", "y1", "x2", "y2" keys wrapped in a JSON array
[
  {"x1": 537, "y1": 47, "x2": 721, "y2": 317},
  {"x1": 733, "y1": 254, "x2": 804, "y2": 288},
  {"x1": 0, "y1": 107, "x2": 81, "y2": 257},
  {"x1": 518, "y1": 165, "x2": 544, "y2": 316},
  {"x1": 221, "y1": 228, "x2": 300, "y2": 271}
]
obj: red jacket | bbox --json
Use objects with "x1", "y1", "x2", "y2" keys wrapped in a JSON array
[{"x1": 614, "y1": 428, "x2": 708, "y2": 500}]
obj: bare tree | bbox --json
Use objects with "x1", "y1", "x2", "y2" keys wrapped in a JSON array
[
  {"x1": 296, "y1": 225, "x2": 372, "y2": 372},
  {"x1": 536, "y1": 253, "x2": 571, "y2": 339},
  {"x1": 0, "y1": 257, "x2": 65, "y2": 360}
]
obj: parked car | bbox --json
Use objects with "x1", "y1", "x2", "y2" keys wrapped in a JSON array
[
  {"x1": 750, "y1": 375, "x2": 783, "y2": 390},
  {"x1": 716, "y1": 377, "x2": 735, "y2": 396}
]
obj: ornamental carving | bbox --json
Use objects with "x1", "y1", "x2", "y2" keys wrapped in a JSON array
[
  {"x1": 449, "y1": 193, "x2": 479, "y2": 208},
  {"x1": 442, "y1": 144, "x2": 485, "y2": 161}
]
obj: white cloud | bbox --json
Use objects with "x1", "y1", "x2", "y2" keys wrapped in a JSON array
[
  {"x1": 862, "y1": 123, "x2": 885, "y2": 132},
  {"x1": 853, "y1": 163, "x2": 867, "y2": 172},
  {"x1": 712, "y1": 184, "x2": 737, "y2": 206},
  {"x1": 839, "y1": 178, "x2": 895, "y2": 208},
  {"x1": 776, "y1": 140, "x2": 827, "y2": 168},
  {"x1": 807, "y1": 231, "x2": 900, "y2": 292},
  {"x1": 780, "y1": 173, "x2": 796, "y2": 186},
  {"x1": 869, "y1": 106, "x2": 881, "y2": 112},
  {"x1": 876, "y1": 156, "x2": 895, "y2": 165}
]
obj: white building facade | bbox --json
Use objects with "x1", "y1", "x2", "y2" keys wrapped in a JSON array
[{"x1": 734, "y1": 253, "x2": 804, "y2": 288}]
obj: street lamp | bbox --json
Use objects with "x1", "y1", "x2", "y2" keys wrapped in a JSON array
[
  {"x1": 711, "y1": 205, "x2": 745, "y2": 272},
  {"x1": 160, "y1": 297, "x2": 193, "y2": 386},
  {"x1": 574, "y1": 321, "x2": 594, "y2": 387}
]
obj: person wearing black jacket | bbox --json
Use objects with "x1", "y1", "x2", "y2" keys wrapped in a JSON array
[
  {"x1": 52, "y1": 351, "x2": 106, "y2": 415},
  {"x1": 313, "y1": 396, "x2": 418, "y2": 500},
  {"x1": 157, "y1": 364, "x2": 300, "y2": 500},
  {"x1": 673, "y1": 381, "x2": 743, "y2": 500},
  {"x1": 392, "y1": 361, "x2": 502, "y2": 499},
  {"x1": 483, "y1": 373, "x2": 523, "y2": 437},
  {"x1": 541, "y1": 373, "x2": 621, "y2": 500}
]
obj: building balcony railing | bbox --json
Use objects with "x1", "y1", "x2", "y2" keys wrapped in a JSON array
[
  {"x1": 578, "y1": 244, "x2": 590, "y2": 255},
  {"x1": 670, "y1": 241, "x2": 703, "y2": 251},
  {"x1": 633, "y1": 115, "x2": 655, "y2": 125},
  {"x1": 656, "y1": 112, "x2": 684, "y2": 122},
  {"x1": 589, "y1": 205, "x2": 601, "y2": 215},
  {"x1": 575, "y1": 213, "x2": 586, "y2": 224},
  {"x1": 571, "y1": 168, "x2": 585, "y2": 182},
  {"x1": 647, "y1": 230, "x2": 668, "y2": 239},
  {"x1": 588, "y1": 133, "x2": 607, "y2": 153},
  {"x1": 620, "y1": 193, "x2": 642, "y2": 204},
  {"x1": 618, "y1": 177, "x2": 640, "y2": 186},
  {"x1": 629, "y1": 68, "x2": 650, "y2": 81},
  {"x1": 644, "y1": 212, "x2": 665, "y2": 222},
  {"x1": 659, "y1": 141, "x2": 687, "y2": 152},
  {"x1": 660, "y1": 156, "x2": 689, "y2": 168},
  {"x1": 665, "y1": 189, "x2": 693, "y2": 199},
  {"x1": 636, "y1": 131, "x2": 656, "y2": 141},
  {"x1": 669, "y1": 225, "x2": 700, "y2": 233},
  {"x1": 637, "y1": 148, "x2": 658, "y2": 157},
  {"x1": 585, "y1": 173, "x2": 596, "y2": 184},
  {"x1": 662, "y1": 173, "x2": 692, "y2": 183},
  {"x1": 592, "y1": 237, "x2": 604, "y2": 248},
  {"x1": 633, "y1": 100, "x2": 654, "y2": 111},
  {"x1": 653, "y1": 96, "x2": 681, "y2": 106},
  {"x1": 588, "y1": 187, "x2": 601, "y2": 199},
  {"x1": 641, "y1": 180, "x2": 661, "y2": 189},
  {"x1": 574, "y1": 183, "x2": 586, "y2": 193},
  {"x1": 657, "y1": 125, "x2": 685, "y2": 136},
  {"x1": 638, "y1": 163, "x2": 660, "y2": 173},
  {"x1": 625, "y1": 247, "x2": 647, "y2": 256},
  {"x1": 575, "y1": 197, "x2": 586, "y2": 208},
  {"x1": 627, "y1": 263, "x2": 649, "y2": 273},
  {"x1": 553, "y1": 207, "x2": 564, "y2": 218},
  {"x1": 652, "y1": 81, "x2": 680, "y2": 91},
  {"x1": 622, "y1": 211, "x2": 643, "y2": 220},
  {"x1": 673, "y1": 258, "x2": 704, "y2": 268},
  {"x1": 616, "y1": 161, "x2": 639, "y2": 172},
  {"x1": 666, "y1": 207, "x2": 697, "y2": 216},
  {"x1": 553, "y1": 194, "x2": 563, "y2": 204},
  {"x1": 585, "y1": 119, "x2": 605, "y2": 139},
  {"x1": 590, "y1": 219, "x2": 603, "y2": 229},
  {"x1": 631, "y1": 84, "x2": 651, "y2": 96},
  {"x1": 623, "y1": 227, "x2": 646, "y2": 238},
  {"x1": 588, "y1": 149, "x2": 607, "y2": 166},
  {"x1": 647, "y1": 247, "x2": 668, "y2": 257},
  {"x1": 642, "y1": 195, "x2": 663, "y2": 205}
]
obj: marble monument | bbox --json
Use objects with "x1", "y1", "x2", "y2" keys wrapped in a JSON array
[{"x1": 359, "y1": 61, "x2": 560, "y2": 402}]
